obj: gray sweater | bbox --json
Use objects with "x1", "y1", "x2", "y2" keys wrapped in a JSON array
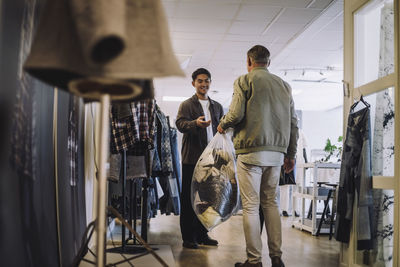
[{"x1": 219, "y1": 67, "x2": 298, "y2": 159}]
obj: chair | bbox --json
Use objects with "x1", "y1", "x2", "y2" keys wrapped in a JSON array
[{"x1": 316, "y1": 183, "x2": 338, "y2": 239}]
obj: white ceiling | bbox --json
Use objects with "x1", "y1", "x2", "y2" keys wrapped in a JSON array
[{"x1": 155, "y1": 0, "x2": 344, "y2": 112}]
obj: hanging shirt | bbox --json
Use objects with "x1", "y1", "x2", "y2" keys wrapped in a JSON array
[{"x1": 199, "y1": 99, "x2": 213, "y2": 143}]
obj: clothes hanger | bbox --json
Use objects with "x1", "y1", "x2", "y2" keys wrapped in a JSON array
[
  {"x1": 166, "y1": 116, "x2": 171, "y2": 127},
  {"x1": 350, "y1": 94, "x2": 370, "y2": 111}
]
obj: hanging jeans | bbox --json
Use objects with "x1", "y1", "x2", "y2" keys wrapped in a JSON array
[{"x1": 335, "y1": 107, "x2": 374, "y2": 250}]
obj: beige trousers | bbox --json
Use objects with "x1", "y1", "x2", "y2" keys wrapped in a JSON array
[{"x1": 237, "y1": 159, "x2": 282, "y2": 263}]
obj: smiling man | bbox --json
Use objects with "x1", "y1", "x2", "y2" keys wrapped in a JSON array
[{"x1": 175, "y1": 68, "x2": 224, "y2": 249}]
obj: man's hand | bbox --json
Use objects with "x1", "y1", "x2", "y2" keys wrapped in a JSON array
[
  {"x1": 196, "y1": 116, "x2": 211, "y2": 128},
  {"x1": 283, "y1": 157, "x2": 295, "y2": 173},
  {"x1": 217, "y1": 124, "x2": 225, "y2": 134}
]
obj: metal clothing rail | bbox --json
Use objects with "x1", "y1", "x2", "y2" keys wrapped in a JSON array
[{"x1": 107, "y1": 149, "x2": 150, "y2": 253}]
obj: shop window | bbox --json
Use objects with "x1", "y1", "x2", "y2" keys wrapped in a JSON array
[
  {"x1": 354, "y1": 0, "x2": 394, "y2": 88},
  {"x1": 364, "y1": 88, "x2": 395, "y2": 178}
]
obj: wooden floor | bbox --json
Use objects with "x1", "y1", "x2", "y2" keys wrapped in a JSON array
[{"x1": 147, "y1": 213, "x2": 340, "y2": 267}]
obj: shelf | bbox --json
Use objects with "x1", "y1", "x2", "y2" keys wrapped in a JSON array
[
  {"x1": 298, "y1": 162, "x2": 341, "y2": 169},
  {"x1": 293, "y1": 192, "x2": 327, "y2": 200},
  {"x1": 292, "y1": 162, "x2": 341, "y2": 236}
]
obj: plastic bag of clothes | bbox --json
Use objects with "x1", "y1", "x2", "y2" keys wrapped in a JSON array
[{"x1": 191, "y1": 130, "x2": 239, "y2": 230}]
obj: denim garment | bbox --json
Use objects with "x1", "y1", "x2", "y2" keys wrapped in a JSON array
[
  {"x1": 151, "y1": 124, "x2": 162, "y2": 174},
  {"x1": 151, "y1": 105, "x2": 180, "y2": 215},
  {"x1": 153, "y1": 105, "x2": 173, "y2": 175},
  {"x1": 335, "y1": 106, "x2": 374, "y2": 250},
  {"x1": 170, "y1": 127, "x2": 182, "y2": 193},
  {"x1": 158, "y1": 174, "x2": 180, "y2": 215},
  {"x1": 68, "y1": 95, "x2": 79, "y2": 186}
]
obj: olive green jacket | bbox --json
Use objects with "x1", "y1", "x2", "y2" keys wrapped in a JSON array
[{"x1": 219, "y1": 67, "x2": 298, "y2": 159}]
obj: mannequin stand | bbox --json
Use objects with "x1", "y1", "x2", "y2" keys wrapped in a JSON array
[{"x1": 95, "y1": 94, "x2": 110, "y2": 267}]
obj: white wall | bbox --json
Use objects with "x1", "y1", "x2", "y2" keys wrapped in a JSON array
[
  {"x1": 157, "y1": 96, "x2": 344, "y2": 162},
  {"x1": 302, "y1": 106, "x2": 343, "y2": 159}
]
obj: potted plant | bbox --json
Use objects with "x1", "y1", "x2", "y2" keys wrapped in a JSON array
[{"x1": 322, "y1": 136, "x2": 343, "y2": 162}]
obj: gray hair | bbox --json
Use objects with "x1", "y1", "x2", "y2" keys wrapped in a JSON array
[{"x1": 247, "y1": 45, "x2": 270, "y2": 64}]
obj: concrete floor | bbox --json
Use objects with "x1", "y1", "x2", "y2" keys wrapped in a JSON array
[{"x1": 147, "y1": 213, "x2": 340, "y2": 267}]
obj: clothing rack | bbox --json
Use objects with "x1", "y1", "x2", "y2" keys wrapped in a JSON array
[{"x1": 106, "y1": 149, "x2": 150, "y2": 256}]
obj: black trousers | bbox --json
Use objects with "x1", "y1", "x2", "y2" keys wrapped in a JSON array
[{"x1": 180, "y1": 164, "x2": 207, "y2": 242}]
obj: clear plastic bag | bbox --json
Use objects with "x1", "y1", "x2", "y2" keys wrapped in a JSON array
[{"x1": 191, "y1": 130, "x2": 240, "y2": 230}]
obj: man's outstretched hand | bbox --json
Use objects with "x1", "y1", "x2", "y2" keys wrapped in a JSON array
[{"x1": 196, "y1": 116, "x2": 211, "y2": 128}]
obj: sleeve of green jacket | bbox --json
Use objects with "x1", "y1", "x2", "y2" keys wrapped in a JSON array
[
  {"x1": 286, "y1": 81, "x2": 299, "y2": 159},
  {"x1": 176, "y1": 101, "x2": 197, "y2": 133},
  {"x1": 219, "y1": 76, "x2": 246, "y2": 130}
]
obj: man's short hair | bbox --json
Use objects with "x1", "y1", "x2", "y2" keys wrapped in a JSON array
[
  {"x1": 247, "y1": 45, "x2": 270, "y2": 64},
  {"x1": 192, "y1": 68, "x2": 211, "y2": 81}
]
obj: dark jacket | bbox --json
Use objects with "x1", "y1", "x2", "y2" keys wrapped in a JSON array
[{"x1": 176, "y1": 94, "x2": 224, "y2": 165}]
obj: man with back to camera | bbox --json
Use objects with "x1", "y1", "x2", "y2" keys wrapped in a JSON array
[
  {"x1": 218, "y1": 45, "x2": 298, "y2": 267},
  {"x1": 176, "y1": 68, "x2": 224, "y2": 249}
]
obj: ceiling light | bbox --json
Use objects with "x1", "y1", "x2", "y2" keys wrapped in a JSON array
[
  {"x1": 292, "y1": 89, "x2": 303, "y2": 96},
  {"x1": 162, "y1": 96, "x2": 188, "y2": 102}
]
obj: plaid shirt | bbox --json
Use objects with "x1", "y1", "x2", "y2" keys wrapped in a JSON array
[{"x1": 110, "y1": 99, "x2": 155, "y2": 154}]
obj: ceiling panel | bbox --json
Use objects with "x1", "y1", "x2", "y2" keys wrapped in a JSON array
[
  {"x1": 218, "y1": 40, "x2": 261, "y2": 51},
  {"x1": 212, "y1": 52, "x2": 247, "y2": 61},
  {"x1": 158, "y1": 0, "x2": 344, "y2": 112},
  {"x1": 312, "y1": 30, "x2": 342, "y2": 45},
  {"x1": 174, "y1": 2, "x2": 240, "y2": 20},
  {"x1": 228, "y1": 20, "x2": 271, "y2": 35},
  {"x1": 236, "y1": 5, "x2": 282, "y2": 20},
  {"x1": 242, "y1": 0, "x2": 311, "y2": 8},
  {"x1": 308, "y1": 0, "x2": 336, "y2": 9},
  {"x1": 323, "y1": 16, "x2": 343, "y2": 30},
  {"x1": 223, "y1": 34, "x2": 264, "y2": 42},
  {"x1": 171, "y1": 39, "x2": 220, "y2": 52},
  {"x1": 261, "y1": 23, "x2": 307, "y2": 45},
  {"x1": 189, "y1": 50, "x2": 215, "y2": 62},
  {"x1": 276, "y1": 8, "x2": 323, "y2": 23},
  {"x1": 169, "y1": 18, "x2": 231, "y2": 33},
  {"x1": 170, "y1": 32, "x2": 225, "y2": 41},
  {"x1": 179, "y1": 0, "x2": 242, "y2": 2},
  {"x1": 161, "y1": 1, "x2": 177, "y2": 17},
  {"x1": 322, "y1": 0, "x2": 343, "y2": 17}
]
